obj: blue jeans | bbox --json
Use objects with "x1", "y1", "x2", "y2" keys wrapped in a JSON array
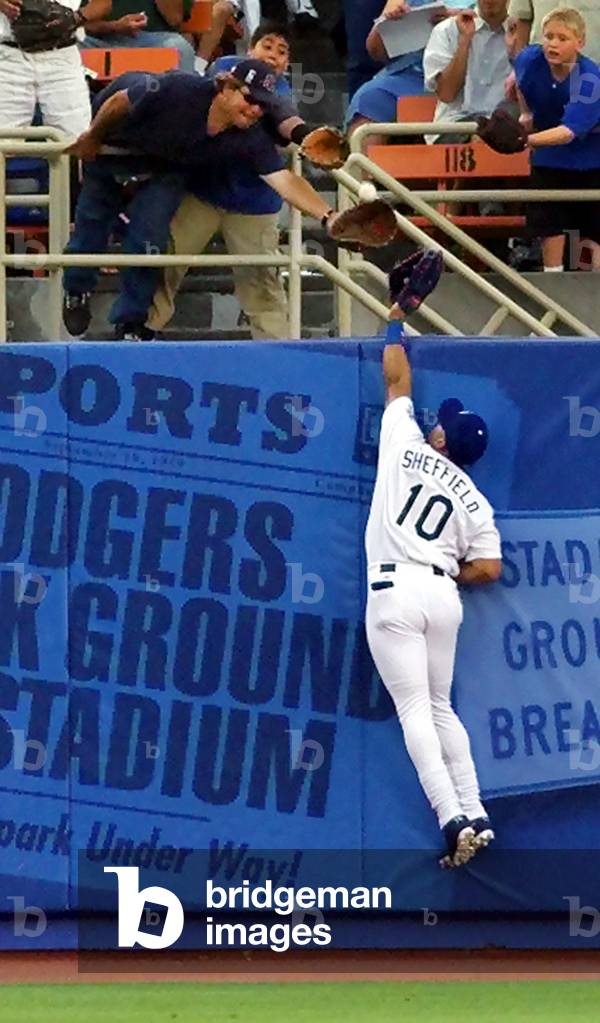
[
  {"x1": 64, "y1": 160, "x2": 186, "y2": 325},
  {"x1": 80, "y1": 31, "x2": 196, "y2": 73}
]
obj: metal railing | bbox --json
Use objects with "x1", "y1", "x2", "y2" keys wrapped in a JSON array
[
  {"x1": 1, "y1": 122, "x2": 599, "y2": 342},
  {"x1": 340, "y1": 121, "x2": 600, "y2": 338},
  {"x1": 0, "y1": 131, "x2": 400, "y2": 344}
]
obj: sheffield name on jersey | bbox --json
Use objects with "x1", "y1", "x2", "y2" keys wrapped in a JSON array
[{"x1": 365, "y1": 397, "x2": 501, "y2": 577}]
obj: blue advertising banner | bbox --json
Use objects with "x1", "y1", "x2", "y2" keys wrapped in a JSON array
[{"x1": 0, "y1": 338, "x2": 598, "y2": 925}]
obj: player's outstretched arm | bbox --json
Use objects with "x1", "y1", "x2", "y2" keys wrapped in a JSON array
[
  {"x1": 456, "y1": 558, "x2": 502, "y2": 585},
  {"x1": 383, "y1": 342, "x2": 411, "y2": 406}
]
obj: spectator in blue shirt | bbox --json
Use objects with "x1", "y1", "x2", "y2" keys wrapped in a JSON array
[
  {"x1": 148, "y1": 22, "x2": 295, "y2": 339},
  {"x1": 516, "y1": 7, "x2": 600, "y2": 271}
]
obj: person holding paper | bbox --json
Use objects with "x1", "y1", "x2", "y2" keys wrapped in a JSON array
[{"x1": 346, "y1": 0, "x2": 475, "y2": 147}]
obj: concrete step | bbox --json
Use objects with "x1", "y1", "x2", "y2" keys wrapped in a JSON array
[{"x1": 9, "y1": 271, "x2": 600, "y2": 342}]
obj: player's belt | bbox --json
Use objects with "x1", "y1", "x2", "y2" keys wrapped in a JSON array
[
  {"x1": 379, "y1": 562, "x2": 445, "y2": 576},
  {"x1": 371, "y1": 562, "x2": 446, "y2": 590}
]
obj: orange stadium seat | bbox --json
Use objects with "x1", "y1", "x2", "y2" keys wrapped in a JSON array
[
  {"x1": 181, "y1": 0, "x2": 213, "y2": 33},
  {"x1": 81, "y1": 46, "x2": 180, "y2": 81},
  {"x1": 397, "y1": 94, "x2": 437, "y2": 123},
  {"x1": 368, "y1": 139, "x2": 530, "y2": 237}
]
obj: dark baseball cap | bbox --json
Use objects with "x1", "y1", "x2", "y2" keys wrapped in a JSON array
[
  {"x1": 437, "y1": 398, "x2": 488, "y2": 468},
  {"x1": 229, "y1": 59, "x2": 279, "y2": 106}
]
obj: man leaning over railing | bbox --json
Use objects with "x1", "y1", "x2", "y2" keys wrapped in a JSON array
[{"x1": 61, "y1": 60, "x2": 364, "y2": 340}]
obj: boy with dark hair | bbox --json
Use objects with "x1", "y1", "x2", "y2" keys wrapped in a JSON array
[
  {"x1": 516, "y1": 6, "x2": 600, "y2": 271},
  {"x1": 213, "y1": 19, "x2": 292, "y2": 81}
]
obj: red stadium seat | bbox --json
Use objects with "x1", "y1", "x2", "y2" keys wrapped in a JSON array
[{"x1": 368, "y1": 140, "x2": 530, "y2": 238}]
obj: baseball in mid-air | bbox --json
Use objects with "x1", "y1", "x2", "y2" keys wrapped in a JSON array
[{"x1": 358, "y1": 182, "x2": 378, "y2": 203}]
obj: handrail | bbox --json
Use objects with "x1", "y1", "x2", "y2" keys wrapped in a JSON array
[
  {"x1": 345, "y1": 121, "x2": 598, "y2": 338},
  {"x1": 347, "y1": 152, "x2": 596, "y2": 337},
  {"x1": 1, "y1": 123, "x2": 599, "y2": 342},
  {"x1": 336, "y1": 163, "x2": 557, "y2": 338},
  {"x1": 0, "y1": 131, "x2": 409, "y2": 343}
]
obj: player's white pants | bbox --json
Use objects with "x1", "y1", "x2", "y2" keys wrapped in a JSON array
[
  {"x1": 366, "y1": 562, "x2": 486, "y2": 830},
  {"x1": 0, "y1": 44, "x2": 91, "y2": 138}
]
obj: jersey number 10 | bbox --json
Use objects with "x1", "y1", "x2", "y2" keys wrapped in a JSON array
[{"x1": 397, "y1": 484, "x2": 453, "y2": 541}]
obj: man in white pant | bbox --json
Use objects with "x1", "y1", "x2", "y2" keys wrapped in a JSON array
[
  {"x1": 0, "y1": 0, "x2": 109, "y2": 136},
  {"x1": 365, "y1": 320, "x2": 502, "y2": 868}
]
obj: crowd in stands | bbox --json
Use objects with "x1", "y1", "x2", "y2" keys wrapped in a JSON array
[
  {"x1": 346, "y1": 1, "x2": 600, "y2": 272},
  {"x1": 0, "y1": 0, "x2": 599, "y2": 339}
]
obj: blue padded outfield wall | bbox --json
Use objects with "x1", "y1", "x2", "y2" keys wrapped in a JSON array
[{"x1": 0, "y1": 338, "x2": 600, "y2": 943}]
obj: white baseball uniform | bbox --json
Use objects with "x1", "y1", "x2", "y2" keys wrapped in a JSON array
[
  {"x1": 365, "y1": 395, "x2": 501, "y2": 830},
  {"x1": 0, "y1": 1, "x2": 90, "y2": 137}
]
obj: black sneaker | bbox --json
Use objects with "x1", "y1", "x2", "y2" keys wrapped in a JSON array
[
  {"x1": 63, "y1": 292, "x2": 91, "y2": 336},
  {"x1": 439, "y1": 815, "x2": 476, "y2": 869},
  {"x1": 114, "y1": 322, "x2": 155, "y2": 342}
]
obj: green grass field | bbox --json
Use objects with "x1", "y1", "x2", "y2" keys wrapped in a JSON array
[{"x1": 2, "y1": 981, "x2": 598, "y2": 1022}]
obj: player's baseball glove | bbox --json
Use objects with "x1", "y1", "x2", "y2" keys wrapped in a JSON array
[
  {"x1": 475, "y1": 109, "x2": 528, "y2": 155},
  {"x1": 300, "y1": 126, "x2": 350, "y2": 170},
  {"x1": 389, "y1": 249, "x2": 443, "y2": 314},
  {"x1": 327, "y1": 199, "x2": 398, "y2": 251},
  {"x1": 12, "y1": 0, "x2": 81, "y2": 52}
]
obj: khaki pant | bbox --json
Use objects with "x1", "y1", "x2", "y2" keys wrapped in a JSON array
[{"x1": 148, "y1": 195, "x2": 289, "y2": 340}]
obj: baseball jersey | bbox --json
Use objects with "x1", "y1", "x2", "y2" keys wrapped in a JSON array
[
  {"x1": 365, "y1": 397, "x2": 501, "y2": 578},
  {"x1": 515, "y1": 46, "x2": 600, "y2": 169}
]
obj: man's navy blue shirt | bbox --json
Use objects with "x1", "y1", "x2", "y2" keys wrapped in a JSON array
[
  {"x1": 515, "y1": 46, "x2": 600, "y2": 169},
  {"x1": 187, "y1": 56, "x2": 295, "y2": 215},
  {"x1": 93, "y1": 71, "x2": 284, "y2": 176}
]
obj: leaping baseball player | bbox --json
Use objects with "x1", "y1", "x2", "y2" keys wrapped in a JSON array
[{"x1": 365, "y1": 251, "x2": 502, "y2": 869}]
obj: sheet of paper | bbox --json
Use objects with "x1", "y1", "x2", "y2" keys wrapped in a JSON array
[{"x1": 378, "y1": 2, "x2": 446, "y2": 57}]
